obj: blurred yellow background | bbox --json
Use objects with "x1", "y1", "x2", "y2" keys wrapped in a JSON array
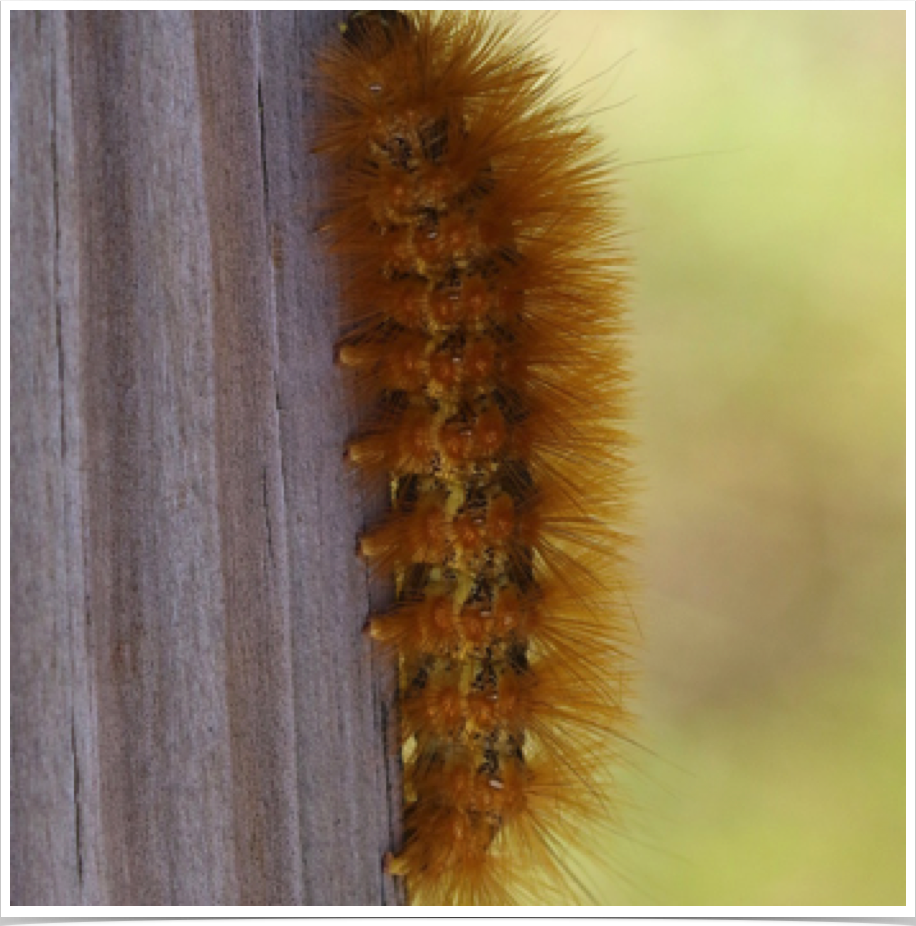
[{"x1": 521, "y1": 10, "x2": 906, "y2": 906}]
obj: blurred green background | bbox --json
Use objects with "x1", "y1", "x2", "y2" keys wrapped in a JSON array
[{"x1": 521, "y1": 11, "x2": 906, "y2": 906}]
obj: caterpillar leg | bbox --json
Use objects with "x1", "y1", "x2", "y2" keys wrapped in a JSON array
[{"x1": 383, "y1": 851, "x2": 409, "y2": 877}]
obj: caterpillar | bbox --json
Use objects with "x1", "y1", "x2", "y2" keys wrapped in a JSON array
[{"x1": 314, "y1": 11, "x2": 634, "y2": 906}]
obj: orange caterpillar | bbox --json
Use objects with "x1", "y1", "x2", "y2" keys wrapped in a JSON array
[{"x1": 315, "y1": 11, "x2": 634, "y2": 905}]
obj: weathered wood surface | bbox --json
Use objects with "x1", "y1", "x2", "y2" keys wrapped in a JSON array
[{"x1": 10, "y1": 10, "x2": 404, "y2": 906}]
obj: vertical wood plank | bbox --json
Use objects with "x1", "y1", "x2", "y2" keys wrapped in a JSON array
[
  {"x1": 70, "y1": 11, "x2": 238, "y2": 904},
  {"x1": 10, "y1": 9, "x2": 403, "y2": 907},
  {"x1": 256, "y1": 11, "x2": 406, "y2": 906},
  {"x1": 192, "y1": 11, "x2": 303, "y2": 905},
  {"x1": 10, "y1": 11, "x2": 83, "y2": 904}
]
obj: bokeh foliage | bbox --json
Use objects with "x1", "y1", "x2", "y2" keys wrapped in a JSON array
[{"x1": 523, "y1": 10, "x2": 905, "y2": 905}]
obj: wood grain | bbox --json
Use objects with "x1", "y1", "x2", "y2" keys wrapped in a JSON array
[{"x1": 10, "y1": 10, "x2": 405, "y2": 907}]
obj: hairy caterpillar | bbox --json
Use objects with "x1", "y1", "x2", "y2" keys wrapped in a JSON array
[{"x1": 315, "y1": 11, "x2": 634, "y2": 905}]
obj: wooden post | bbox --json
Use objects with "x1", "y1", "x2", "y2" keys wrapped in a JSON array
[{"x1": 10, "y1": 11, "x2": 404, "y2": 906}]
